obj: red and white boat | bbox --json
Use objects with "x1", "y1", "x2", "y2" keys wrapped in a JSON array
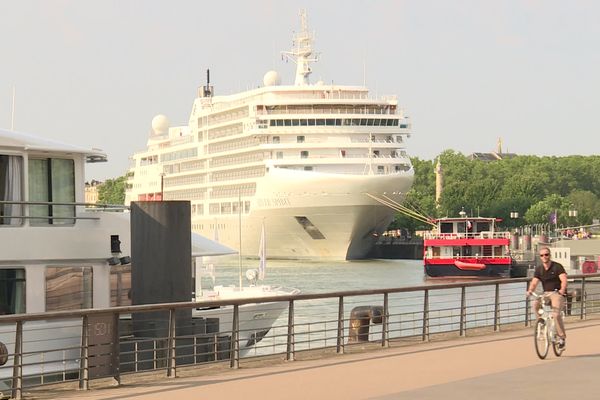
[{"x1": 423, "y1": 215, "x2": 512, "y2": 278}]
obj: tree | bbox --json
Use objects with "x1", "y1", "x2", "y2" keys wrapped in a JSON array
[{"x1": 98, "y1": 176, "x2": 126, "y2": 205}]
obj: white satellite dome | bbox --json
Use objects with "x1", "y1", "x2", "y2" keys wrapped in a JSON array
[
  {"x1": 263, "y1": 70, "x2": 281, "y2": 86},
  {"x1": 151, "y1": 114, "x2": 169, "y2": 135}
]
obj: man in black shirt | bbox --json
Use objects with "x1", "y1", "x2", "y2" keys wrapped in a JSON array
[{"x1": 526, "y1": 246, "x2": 568, "y2": 348}]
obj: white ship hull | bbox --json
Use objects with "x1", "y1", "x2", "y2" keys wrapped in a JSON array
[{"x1": 195, "y1": 168, "x2": 413, "y2": 259}]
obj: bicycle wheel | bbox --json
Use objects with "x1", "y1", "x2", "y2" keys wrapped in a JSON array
[
  {"x1": 552, "y1": 340, "x2": 564, "y2": 357},
  {"x1": 534, "y1": 319, "x2": 549, "y2": 359}
]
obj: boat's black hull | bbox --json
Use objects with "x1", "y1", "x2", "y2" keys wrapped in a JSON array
[{"x1": 425, "y1": 264, "x2": 510, "y2": 278}]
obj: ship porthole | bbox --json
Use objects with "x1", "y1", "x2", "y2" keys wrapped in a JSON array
[{"x1": 0, "y1": 341, "x2": 8, "y2": 366}]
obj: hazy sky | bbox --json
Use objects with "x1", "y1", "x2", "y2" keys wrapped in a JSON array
[{"x1": 1, "y1": 0, "x2": 599, "y2": 180}]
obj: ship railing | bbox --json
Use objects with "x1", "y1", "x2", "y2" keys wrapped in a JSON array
[
  {"x1": 1, "y1": 273, "x2": 599, "y2": 398},
  {"x1": 423, "y1": 232, "x2": 511, "y2": 240},
  {"x1": 0, "y1": 201, "x2": 129, "y2": 224}
]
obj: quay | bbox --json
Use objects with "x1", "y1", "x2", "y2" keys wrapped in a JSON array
[{"x1": 27, "y1": 317, "x2": 600, "y2": 400}]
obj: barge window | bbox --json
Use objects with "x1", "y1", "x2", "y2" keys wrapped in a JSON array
[
  {"x1": 0, "y1": 155, "x2": 24, "y2": 226},
  {"x1": 0, "y1": 269, "x2": 26, "y2": 314},
  {"x1": 29, "y1": 158, "x2": 75, "y2": 225},
  {"x1": 45, "y1": 266, "x2": 93, "y2": 311}
]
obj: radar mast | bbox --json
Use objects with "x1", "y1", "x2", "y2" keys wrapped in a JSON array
[{"x1": 282, "y1": 10, "x2": 319, "y2": 86}]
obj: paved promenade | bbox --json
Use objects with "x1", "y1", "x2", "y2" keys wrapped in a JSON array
[{"x1": 40, "y1": 319, "x2": 600, "y2": 400}]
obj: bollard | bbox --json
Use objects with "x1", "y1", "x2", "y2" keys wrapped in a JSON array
[{"x1": 348, "y1": 306, "x2": 384, "y2": 343}]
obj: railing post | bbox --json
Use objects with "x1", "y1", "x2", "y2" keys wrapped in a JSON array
[
  {"x1": 525, "y1": 282, "x2": 531, "y2": 327},
  {"x1": 336, "y1": 296, "x2": 344, "y2": 354},
  {"x1": 422, "y1": 289, "x2": 429, "y2": 342},
  {"x1": 494, "y1": 283, "x2": 500, "y2": 331},
  {"x1": 230, "y1": 304, "x2": 240, "y2": 369},
  {"x1": 580, "y1": 277, "x2": 587, "y2": 320},
  {"x1": 79, "y1": 315, "x2": 89, "y2": 390},
  {"x1": 11, "y1": 321, "x2": 23, "y2": 400},
  {"x1": 286, "y1": 300, "x2": 295, "y2": 361},
  {"x1": 459, "y1": 287, "x2": 466, "y2": 336},
  {"x1": 167, "y1": 308, "x2": 176, "y2": 378},
  {"x1": 382, "y1": 293, "x2": 389, "y2": 347},
  {"x1": 111, "y1": 312, "x2": 121, "y2": 385}
]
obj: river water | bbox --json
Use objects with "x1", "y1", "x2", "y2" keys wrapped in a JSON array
[
  {"x1": 200, "y1": 257, "x2": 533, "y2": 355},
  {"x1": 200, "y1": 257, "x2": 427, "y2": 293}
]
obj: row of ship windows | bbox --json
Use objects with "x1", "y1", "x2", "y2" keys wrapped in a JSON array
[
  {"x1": 268, "y1": 118, "x2": 407, "y2": 128},
  {"x1": 279, "y1": 165, "x2": 410, "y2": 173}
]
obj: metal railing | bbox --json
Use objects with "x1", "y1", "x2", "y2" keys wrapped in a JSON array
[
  {"x1": 423, "y1": 231, "x2": 512, "y2": 240},
  {"x1": 1, "y1": 273, "x2": 599, "y2": 398}
]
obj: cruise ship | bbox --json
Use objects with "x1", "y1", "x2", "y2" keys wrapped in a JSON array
[{"x1": 125, "y1": 12, "x2": 414, "y2": 260}]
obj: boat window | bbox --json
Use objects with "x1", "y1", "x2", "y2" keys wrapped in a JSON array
[
  {"x1": 308, "y1": 119, "x2": 316, "y2": 126},
  {"x1": 300, "y1": 151, "x2": 309, "y2": 159},
  {"x1": 0, "y1": 155, "x2": 24, "y2": 226},
  {"x1": 270, "y1": 120, "x2": 276, "y2": 126},
  {"x1": 457, "y1": 222, "x2": 466, "y2": 233},
  {"x1": 29, "y1": 158, "x2": 75, "y2": 225},
  {"x1": 276, "y1": 120, "x2": 284, "y2": 127},
  {"x1": 299, "y1": 119, "x2": 308, "y2": 126},
  {"x1": 462, "y1": 246, "x2": 472, "y2": 256},
  {"x1": 110, "y1": 265, "x2": 131, "y2": 307},
  {"x1": 272, "y1": 136, "x2": 280, "y2": 144},
  {"x1": 476, "y1": 222, "x2": 490, "y2": 232},
  {"x1": 297, "y1": 136, "x2": 305, "y2": 143},
  {"x1": 325, "y1": 119, "x2": 335, "y2": 125},
  {"x1": 316, "y1": 119, "x2": 325, "y2": 126},
  {"x1": 400, "y1": 123, "x2": 407, "y2": 128},
  {"x1": 373, "y1": 119, "x2": 381, "y2": 126},
  {"x1": 45, "y1": 266, "x2": 93, "y2": 311},
  {"x1": 440, "y1": 222, "x2": 453, "y2": 233},
  {"x1": 284, "y1": 120, "x2": 292, "y2": 126},
  {"x1": 292, "y1": 119, "x2": 300, "y2": 126},
  {"x1": 0, "y1": 269, "x2": 26, "y2": 314}
]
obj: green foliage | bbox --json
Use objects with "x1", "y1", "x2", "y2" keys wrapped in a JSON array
[
  {"x1": 97, "y1": 176, "x2": 126, "y2": 205},
  {"x1": 393, "y1": 153, "x2": 600, "y2": 232}
]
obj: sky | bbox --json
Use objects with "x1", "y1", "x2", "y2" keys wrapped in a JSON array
[{"x1": 1, "y1": 0, "x2": 599, "y2": 180}]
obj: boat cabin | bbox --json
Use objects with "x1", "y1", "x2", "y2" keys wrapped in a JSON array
[{"x1": 0, "y1": 129, "x2": 132, "y2": 316}]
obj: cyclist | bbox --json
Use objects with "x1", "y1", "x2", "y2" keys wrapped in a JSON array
[{"x1": 526, "y1": 247, "x2": 568, "y2": 349}]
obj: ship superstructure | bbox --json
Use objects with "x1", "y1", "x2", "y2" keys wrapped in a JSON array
[{"x1": 125, "y1": 11, "x2": 414, "y2": 259}]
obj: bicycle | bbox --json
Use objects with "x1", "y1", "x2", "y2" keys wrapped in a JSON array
[{"x1": 529, "y1": 292, "x2": 566, "y2": 359}]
